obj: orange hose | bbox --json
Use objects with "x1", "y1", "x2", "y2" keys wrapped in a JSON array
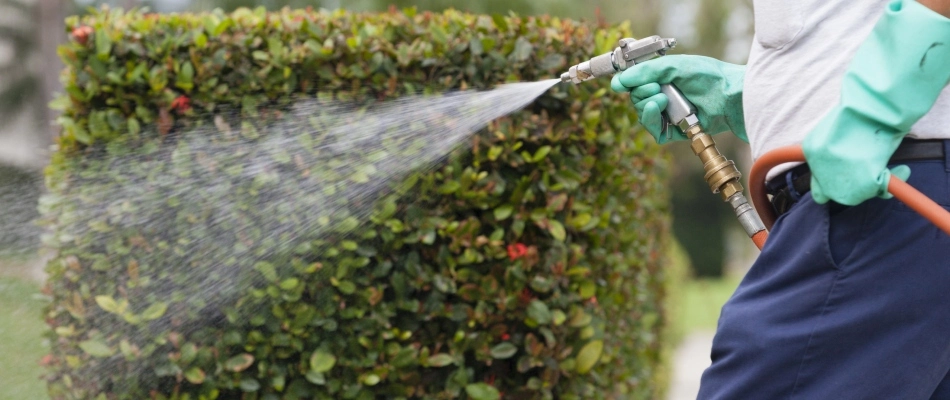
[
  {"x1": 887, "y1": 177, "x2": 950, "y2": 237},
  {"x1": 751, "y1": 230, "x2": 769, "y2": 250},
  {"x1": 749, "y1": 144, "x2": 950, "y2": 250},
  {"x1": 749, "y1": 145, "x2": 805, "y2": 232}
]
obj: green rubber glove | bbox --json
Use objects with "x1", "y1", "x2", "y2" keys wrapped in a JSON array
[
  {"x1": 610, "y1": 55, "x2": 748, "y2": 145},
  {"x1": 802, "y1": 0, "x2": 950, "y2": 206}
]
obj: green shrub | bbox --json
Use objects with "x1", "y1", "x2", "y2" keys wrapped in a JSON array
[{"x1": 42, "y1": 7, "x2": 672, "y2": 399}]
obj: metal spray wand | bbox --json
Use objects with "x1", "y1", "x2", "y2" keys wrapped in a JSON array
[{"x1": 560, "y1": 36, "x2": 767, "y2": 243}]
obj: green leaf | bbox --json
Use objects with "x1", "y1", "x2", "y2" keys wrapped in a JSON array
[
  {"x1": 239, "y1": 378, "x2": 261, "y2": 392},
  {"x1": 148, "y1": 65, "x2": 168, "y2": 92},
  {"x1": 362, "y1": 373, "x2": 381, "y2": 386},
  {"x1": 427, "y1": 353, "x2": 453, "y2": 367},
  {"x1": 438, "y1": 181, "x2": 461, "y2": 194},
  {"x1": 526, "y1": 300, "x2": 552, "y2": 325},
  {"x1": 469, "y1": 38, "x2": 484, "y2": 56},
  {"x1": 119, "y1": 340, "x2": 136, "y2": 359},
  {"x1": 180, "y1": 343, "x2": 197, "y2": 365},
  {"x1": 430, "y1": 25, "x2": 448, "y2": 44},
  {"x1": 570, "y1": 213, "x2": 593, "y2": 230},
  {"x1": 481, "y1": 37, "x2": 496, "y2": 52},
  {"x1": 79, "y1": 339, "x2": 114, "y2": 357},
  {"x1": 579, "y1": 280, "x2": 596, "y2": 299},
  {"x1": 465, "y1": 383, "x2": 501, "y2": 400},
  {"x1": 95, "y1": 30, "x2": 112, "y2": 59},
  {"x1": 88, "y1": 111, "x2": 110, "y2": 138},
  {"x1": 212, "y1": 18, "x2": 233, "y2": 36},
  {"x1": 309, "y1": 350, "x2": 336, "y2": 373},
  {"x1": 305, "y1": 370, "x2": 326, "y2": 385},
  {"x1": 336, "y1": 217, "x2": 360, "y2": 232},
  {"x1": 569, "y1": 309, "x2": 593, "y2": 328},
  {"x1": 176, "y1": 62, "x2": 195, "y2": 92},
  {"x1": 224, "y1": 354, "x2": 254, "y2": 372},
  {"x1": 94, "y1": 295, "x2": 119, "y2": 314},
  {"x1": 255, "y1": 262, "x2": 277, "y2": 281},
  {"x1": 533, "y1": 145, "x2": 552, "y2": 162},
  {"x1": 279, "y1": 278, "x2": 299, "y2": 290},
  {"x1": 548, "y1": 220, "x2": 566, "y2": 241},
  {"x1": 184, "y1": 367, "x2": 206, "y2": 384},
  {"x1": 252, "y1": 50, "x2": 269, "y2": 61},
  {"x1": 575, "y1": 340, "x2": 604, "y2": 374},
  {"x1": 487, "y1": 145, "x2": 503, "y2": 161},
  {"x1": 60, "y1": 116, "x2": 91, "y2": 144},
  {"x1": 337, "y1": 281, "x2": 356, "y2": 294},
  {"x1": 194, "y1": 32, "x2": 208, "y2": 48},
  {"x1": 350, "y1": 171, "x2": 370, "y2": 183},
  {"x1": 511, "y1": 37, "x2": 534, "y2": 62},
  {"x1": 489, "y1": 342, "x2": 518, "y2": 359},
  {"x1": 140, "y1": 302, "x2": 168, "y2": 321},
  {"x1": 493, "y1": 205, "x2": 514, "y2": 221},
  {"x1": 127, "y1": 117, "x2": 141, "y2": 135},
  {"x1": 490, "y1": 14, "x2": 508, "y2": 31}
]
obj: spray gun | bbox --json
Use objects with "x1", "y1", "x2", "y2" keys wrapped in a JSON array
[{"x1": 561, "y1": 36, "x2": 767, "y2": 244}]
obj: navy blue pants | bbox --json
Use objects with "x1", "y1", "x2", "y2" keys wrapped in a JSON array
[{"x1": 699, "y1": 143, "x2": 950, "y2": 399}]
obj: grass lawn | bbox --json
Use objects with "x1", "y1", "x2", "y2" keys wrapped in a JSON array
[
  {"x1": 676, "y1": 275, "x2": 742, "y2": 334},
  {"x1": 0, "y1": 276, "x2": 48, "y2": 400}
]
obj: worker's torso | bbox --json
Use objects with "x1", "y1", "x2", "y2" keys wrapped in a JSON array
[{"x1": 745, "y1": 0, "x2": 950, "y2": 160}]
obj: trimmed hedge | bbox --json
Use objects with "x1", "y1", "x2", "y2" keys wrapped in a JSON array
[{"x1": 42, "y1": 6, "x2": 672, "y2": 399}]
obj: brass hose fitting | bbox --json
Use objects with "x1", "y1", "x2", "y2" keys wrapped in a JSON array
[{"x1": 683, "y1": 125, "x2": 743, "y2": 201}]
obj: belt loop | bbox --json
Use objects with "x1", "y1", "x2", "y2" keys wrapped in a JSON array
[
  {"x1": 943, "y1": 139, "x2": 950, "y2": 172},
  {"x1": 785, "y1": 170, "x2": 802, "y2": 202},
  {"x1": 944, "y1": 140, "x2": 950, "y2": 172}
]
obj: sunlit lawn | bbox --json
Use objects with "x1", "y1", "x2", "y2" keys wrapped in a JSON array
[
  {"x1": 0, "y1": 275, "x2": 48, "y2": 400},
  {"x1": 676, "y1": 276, "x2": 742, "y2": 334}
]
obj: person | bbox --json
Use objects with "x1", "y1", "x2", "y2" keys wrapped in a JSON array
[{"x1": 611, "y1": 0, "x2": 950, "y2": 398}]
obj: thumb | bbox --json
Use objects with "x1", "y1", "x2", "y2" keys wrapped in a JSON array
[
  {"x1": 614, "y1": 56, "x2": 683, "y2": 90},
  {"x1": 889, "y1": 165, "x2": 911, "y2": 182},
  {"x1": 810, "y1": 176, "x2": 831, "y2": 205}
]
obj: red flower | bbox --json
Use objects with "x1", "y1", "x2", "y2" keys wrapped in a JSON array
[
  {"x1": 71, "y1": 26, "x2": 93, "y2": 45},
  {"x1": 507, "y1": 243, "x2": 527, "y2": 260},
  {"x1": 501, "y1": 333, "x2": 511, "y2": 341},
  {"x1": 171, "y1": 95, "x2": 191, "y2": 114}
]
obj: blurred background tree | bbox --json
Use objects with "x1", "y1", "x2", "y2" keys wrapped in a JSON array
[{"x1": 0, "y1": 0, "x2": 42, "y2": 123}]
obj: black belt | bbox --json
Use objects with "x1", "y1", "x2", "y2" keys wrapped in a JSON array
[{"x1": 767, "y1": 139, "x2": 947, "y2": 216}]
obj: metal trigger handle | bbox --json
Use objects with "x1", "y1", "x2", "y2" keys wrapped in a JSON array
[{"x1": 660, "y1": 83, "x2": 698, "y2": 138}]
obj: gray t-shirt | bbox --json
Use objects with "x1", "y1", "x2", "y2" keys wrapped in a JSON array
[{"x1": 745, "y1": 0, "x2": 950, "y2": 162}]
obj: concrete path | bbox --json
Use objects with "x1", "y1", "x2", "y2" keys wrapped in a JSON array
[
  {"x1": 0, "y1": 255, "x2": 47, "y2": 284},
  {"x1": 668, "y1": 330, "x2": 716, "y2": 400}
]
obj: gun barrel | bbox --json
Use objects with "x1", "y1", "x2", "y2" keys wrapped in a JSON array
[{"x1": 559, "y1": 36, "x2": 677, "y2": 85}]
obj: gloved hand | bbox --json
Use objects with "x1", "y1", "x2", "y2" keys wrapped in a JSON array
[
  {"x1": 610, "y1": 55, "x2": 747, "y2": 144},
  {"x1": 802, "y1": 0, "x2": 950, "y2": 206}
]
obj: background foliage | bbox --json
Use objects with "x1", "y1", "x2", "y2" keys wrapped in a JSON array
[{"x1": 41, "y1": 6, "x2": 673, "y2": 399}]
